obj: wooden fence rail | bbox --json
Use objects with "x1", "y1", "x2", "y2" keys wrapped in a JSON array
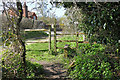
[
  {"x1": 56, "y1": 40, "x2": 83, "y2": 43},
  {"x1": 24, "y1": 27, "x2": 51, "y2": 53},
  {"x1": 56, "y1": 33, "x2": 85, "y2": 35},
  {"x1": 56, "y1": 47, "x2": 76, "y2": 49},
  {"x1": 26, "y1": 41, "x2": 49, "y2": 43},
  {"x1": 23, "y1": 24, "x2": 86, "y2": 54},
  {"x1": 24, "y1": 29, "x2": 48, "y2": 31},
  {"x1": 53, "y1": 25, "x2": 86, "y2": 54}
]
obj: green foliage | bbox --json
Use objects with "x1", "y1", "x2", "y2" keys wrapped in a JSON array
[
  {"x1": 63, "y1": 2, "x2": 120, "y2": 46},
  {"x1": 69, "y1": 55, "x2": 112, "y2": 79},
  {"x1": 68, "y1": 43, "x2": 120, "y2": 79},
  {"x1": 2, "y1": 2, "x2": 27, "y2": 78},
  {"x1": 26, "y1": 34, "x2": 119, "y2": 79},
  {"x1": 2, "y1": 53, "x2": 25, "y2": 78},
  {"x1": 77, "y1": 43, "x2": 105, "y2": 55}
]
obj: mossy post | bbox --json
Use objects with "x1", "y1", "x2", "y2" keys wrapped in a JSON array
[
  {"x1": 49, "y1": 25, "x2": 51, "y2": 54},
  {"x1": 54, "y1": 22, "x2": 57, "y2": 54}
]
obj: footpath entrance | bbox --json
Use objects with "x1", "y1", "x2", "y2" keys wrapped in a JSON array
[
  {"x1": 24, "y1": 24, "x2": 86, "y2": 54},
  {"x1": 24, "y1": 25, "x2": 52, "y2": 52}
]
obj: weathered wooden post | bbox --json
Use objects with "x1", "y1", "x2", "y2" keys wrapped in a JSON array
[
  {"x1": 83, "y1": 33, "x2": 86, "y2": 41},
  {"x1": 54, "y1": 24, "x2": 57, "y2": 54},
  {"x1": 64, "y1": 44, "x2": 70, "y2": 58},
  {"x1": 49, "y1": 24, "x2": 51, "y2": 53},
  {"x1": 76, "y1": 32, "x2": 79, "y2": 49}
]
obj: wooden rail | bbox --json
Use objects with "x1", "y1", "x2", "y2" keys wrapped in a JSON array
[
  {"x1": 26, "y1": 41, "x2": 49, "y2": 43},
  {"x1": 56, "y1": 47, "x2": 76, "y2": 49},
  {"x1": 56, "y1": 40, "x2": 83, "y2": 43},
  {"x1": 56, "y1": 33, "x2": 85, "y2": 35},
  {"x1": 24, "y1": 28, "x2": 51, "y2": 53},
  {"x1": 24, "y1": 29, "x2": 48, "y2": 31}
]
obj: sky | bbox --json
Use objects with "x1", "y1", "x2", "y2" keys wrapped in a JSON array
[
  {"x1": 0, "y1": 0, "x2": 66, "y2": 18},
  {"x1": 26, "y1": 0, "x2": 66, "y2": 18}
]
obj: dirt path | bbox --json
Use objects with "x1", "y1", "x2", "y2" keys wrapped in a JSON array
[
  {"x1": 41, "y1": 61, "x2": 67, "y2": 79},
  {"x1": 26, "y1": 31, "x2": 69, "y2": 79},
  {"x1": 31, "y1": 59, "x2": 68, "y2": 79}
]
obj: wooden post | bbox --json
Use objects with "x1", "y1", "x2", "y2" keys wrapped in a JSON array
[
  {"x1": 76, "y1": 32, "x2": 79, "y2": 49},
  {"x1": 49, "y1": 25, "x2": 51, "y2": 53},
  {"x1": 54, "y1": 24, "x2": 57, "y2": 54},
  {"x1": 83, "y1": 33, "x2": 86, "y2": 41},
  {"x1": 24, "y1": 30, "x2": 26, "y2": 41}
]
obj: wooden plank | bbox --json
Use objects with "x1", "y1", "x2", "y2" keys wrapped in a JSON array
[
  {"x1": 56, "y1": 33, "x2": 85, "y2": 35},
  {"x1": 56, "y1": 40, "x2": 83, "y2": 43},
  {"x1": 24, "y1": 29, "x2": 48, "y2": 31},
  {"x1": 26, "y1": 41, "x2": 49, "y2": 43}
]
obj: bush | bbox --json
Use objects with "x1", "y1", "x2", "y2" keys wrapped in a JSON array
[{"x1": 68, "y1": 43, "x2": 120, "y2": 79}]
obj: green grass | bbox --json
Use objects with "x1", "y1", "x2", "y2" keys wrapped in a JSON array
[
  {"x1": 57, "y1": 35, "x2": 83, "y2": 41},
  {"x1": 57, "y1": 35, "x2": 83, "y2": 47},
  {"x1": 26, "y1": 35, "x2": 84, "y2": 67},
  {"x1": 21, "y1": 31, "x2": 48, "y2": 40}
]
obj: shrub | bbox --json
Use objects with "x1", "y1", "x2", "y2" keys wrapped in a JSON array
[{"x1": 68, "y1": 43, "x2": 120, "y2": 79}]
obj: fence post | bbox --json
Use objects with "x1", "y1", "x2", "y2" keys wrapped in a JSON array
[
  {"x1": 54, "y1": 24, "x2": 57, "y2": 54},
  {"x1": 49, "y1": 25, "x2": 51, "y2": 53},
  {"x1": 76, "y1": 32, "x2": 79, "y2": 49},
  {"x1": 83, "y1": 34, "x2": 85, "y2": 41}
]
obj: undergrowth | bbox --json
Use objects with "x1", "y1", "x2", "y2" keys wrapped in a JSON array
[{"x1": 67, "y1": 43, "x2": 120, "y2": 79}]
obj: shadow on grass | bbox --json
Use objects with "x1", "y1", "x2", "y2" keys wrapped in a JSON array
[
  {"x1": 21, "y1": 31, "x2": 48, "y2": 40},
  {"x1": 2, "y1": 60, "x2": 44, "y2": 78},
  {"x1": 26, "y1": 60, "x2": 44, "y2": 78}
]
